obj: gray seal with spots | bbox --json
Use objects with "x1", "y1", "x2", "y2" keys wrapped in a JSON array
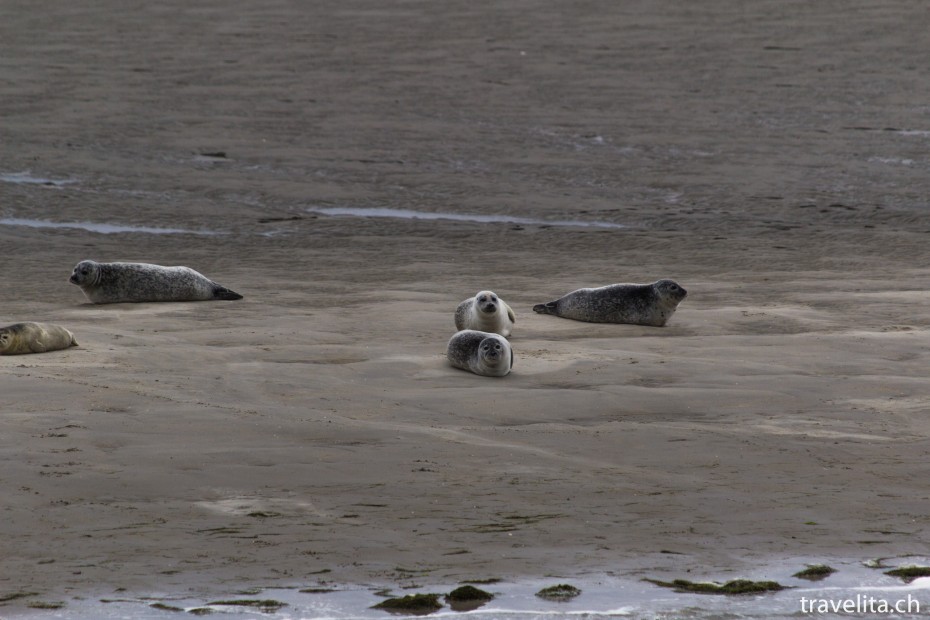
[
  {"x1": 454, "y1": 290, "x2": 515, "y2": 337},
  {"x1": 0, "y1": 322, "x2": 78, "y2": 355},
  {"x1": 446, "y1": 329, "x2": 513, "y2": 377},
  {"x1": 69, "y1": 260, "x2": 243, "y2": 304},
  {"x1": 532, "y1": 279, "x2": 687, "y2": 326}
]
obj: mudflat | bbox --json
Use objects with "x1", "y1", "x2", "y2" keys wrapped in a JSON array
[{"x1": 2, "y1": 0, "x2": 930, "y2": 608}]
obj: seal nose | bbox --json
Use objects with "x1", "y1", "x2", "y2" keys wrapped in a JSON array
[{"x1": 69, "y1": 274, "x2": 78, "y2": 283}]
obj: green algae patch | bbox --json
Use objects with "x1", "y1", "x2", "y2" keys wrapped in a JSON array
[
  {"x1": 535, "y1": 583, "x2": 581, "y2": 601},
  {"x1": 27, "y1": 601, "x2": 65, "y2": 610},
  {"x1": 446, "y1": 585, "x2": 494, "y2": 611},
  {"x1": 372, "y1": 593, "x2": 443, "y2": 615},
  {"x1": 646, "y1": 578, "x2": 786, "y2": 595},
  {"x1": 207, "y1": 599, "x2": 287, "y2": 612},
  {"x1": 447, "y1": 585, "x2": 493, "y2": 601},
  {"x1": 885, "y1": 566, "x2": 930, "y2": 583},
  {"x1": 793, "y1": 565, "x2": 837, "y2": 581},
  {"x1": 246, "y1": 511, "x2": 281, "y2": 519},
  {"x1": 0, "y1": 592, "x2": 38, "y2": 603}
]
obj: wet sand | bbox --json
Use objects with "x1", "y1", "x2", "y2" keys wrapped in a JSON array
[{"x1": 2, "y1": 0, "x2": 930, "y2": 612}]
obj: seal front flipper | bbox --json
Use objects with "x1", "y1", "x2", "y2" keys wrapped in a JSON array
[
  {"x1": 213, "y1": 286, "x2": 243, "y2": 301},
  {"x1": 532, "y1": 301, "x2": 557, "y2": 315}
]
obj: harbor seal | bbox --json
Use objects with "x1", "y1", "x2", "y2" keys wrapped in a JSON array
[
  {"x1": 446, "y1": 329, "x2": 513, "y2": 377},
  {"x1": 532, "y1": 279, "x2": 687, "y2": 326},
  {"x1": 0, "y1": 322, "x2": 78, "y2": 355},
  {"x1": 69, "y1": 260, "x2": 243, "y2": 304},
  {"x1": 454, "y1": 290, "x2": 515, "y2": 337}
]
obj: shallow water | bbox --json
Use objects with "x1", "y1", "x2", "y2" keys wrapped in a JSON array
[
  {"x1": 0, "y1": 172, "x2": 77, "y2": 187},
  {"x1": 10, "y1": 560, "x2": 930, "y2": 619},
  {"x1": 0, "y1": 218, "x2": 222, "y2": 236},
  {"x1": 306, "y1": 207, "x2": 626, "y2": 229}
]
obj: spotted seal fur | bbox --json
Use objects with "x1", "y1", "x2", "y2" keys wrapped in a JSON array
[
  {"x1": 69, "y1": 260, "x2": 242, "y2": 304},
  {"x1": 532, "y1": 279, "x2": 687, "y2": 326},
  {"x1": 446, "y1": 329, "x2": 513, "y2": 377}
]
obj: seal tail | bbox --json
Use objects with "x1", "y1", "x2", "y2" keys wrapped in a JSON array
[
  {"x1": 213, "y1": 286, "x2": 243, "y2": 301},
  {"x1": 533, "y1": 301, "x2": 557, "y2": 315}
]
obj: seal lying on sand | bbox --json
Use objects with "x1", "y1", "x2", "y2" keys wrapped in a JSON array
[
  {"x1": 447, "y1": 329, "x2": 513, "y2": 377},
  {"x1": 454, "y1": 290, "x2": 515, "y2": 337},
  {"x1": 0, "y1": 322, "x2": 78, "y2": 355},
  {"x1": 533, "y1": 279, "x2": 687, "y2": 326},
  {"x1": 69, "y1": 260, "x2": 243, "y2": 304}
]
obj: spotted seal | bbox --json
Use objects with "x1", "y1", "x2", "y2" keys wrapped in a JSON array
[
  {"x1": 454, "y1": 290, "x2": 515, "y2": 337},
  {"x1": 446, "y1": 329, "x2": 513, "y2": 377},
  {"x1": 69, "y1": 260, "x2": 243, "y2": 304},
  {"x1": 532, "y1": 279, "x2": 687, "y2": 326},
  {"x1": 0, "y1": 322, "x2": 78, "y2": 355}
]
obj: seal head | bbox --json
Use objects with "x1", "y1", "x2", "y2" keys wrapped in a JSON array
[
  {"x1": 477, "y1": 291, "x2": 500, "y2": 315},
  {"x1": 478, "y1": 335, "x2": 506, "y2": 367},
  {"x1": 69, "y1": 260, "x2": 101, "y2": 287},
  {"x1": 655, "y1": 279, "x2": 687, "y2": 305}
]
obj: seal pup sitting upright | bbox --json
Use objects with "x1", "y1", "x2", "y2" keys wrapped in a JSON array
[
  {"x1": 69, "y1": 260, "x2": 243, "y2": 304},
  {"x1": 447, "y1": 329, "x2": 513, "y2": 377},
  {"x1": 533, "y1": 279, "x2": 687, "y2": 326},
  {"x1": 0, "y1": 322, "x2": 78, "y2": 355},
  {"x1": 454, "y1": 290, "x2": 515, "y2": 337}
]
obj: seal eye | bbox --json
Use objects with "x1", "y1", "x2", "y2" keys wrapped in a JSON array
[{"x1": 81, "y1": 269, "x2": 89, "y2": 275}]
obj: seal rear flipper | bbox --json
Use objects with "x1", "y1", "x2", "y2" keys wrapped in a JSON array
[
  {"x1": 532, "y1": 301, "x2": 557, "y2": 315},
  {"x1": 213, "y1": 286, "x2": 243, "y2": 301}
]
